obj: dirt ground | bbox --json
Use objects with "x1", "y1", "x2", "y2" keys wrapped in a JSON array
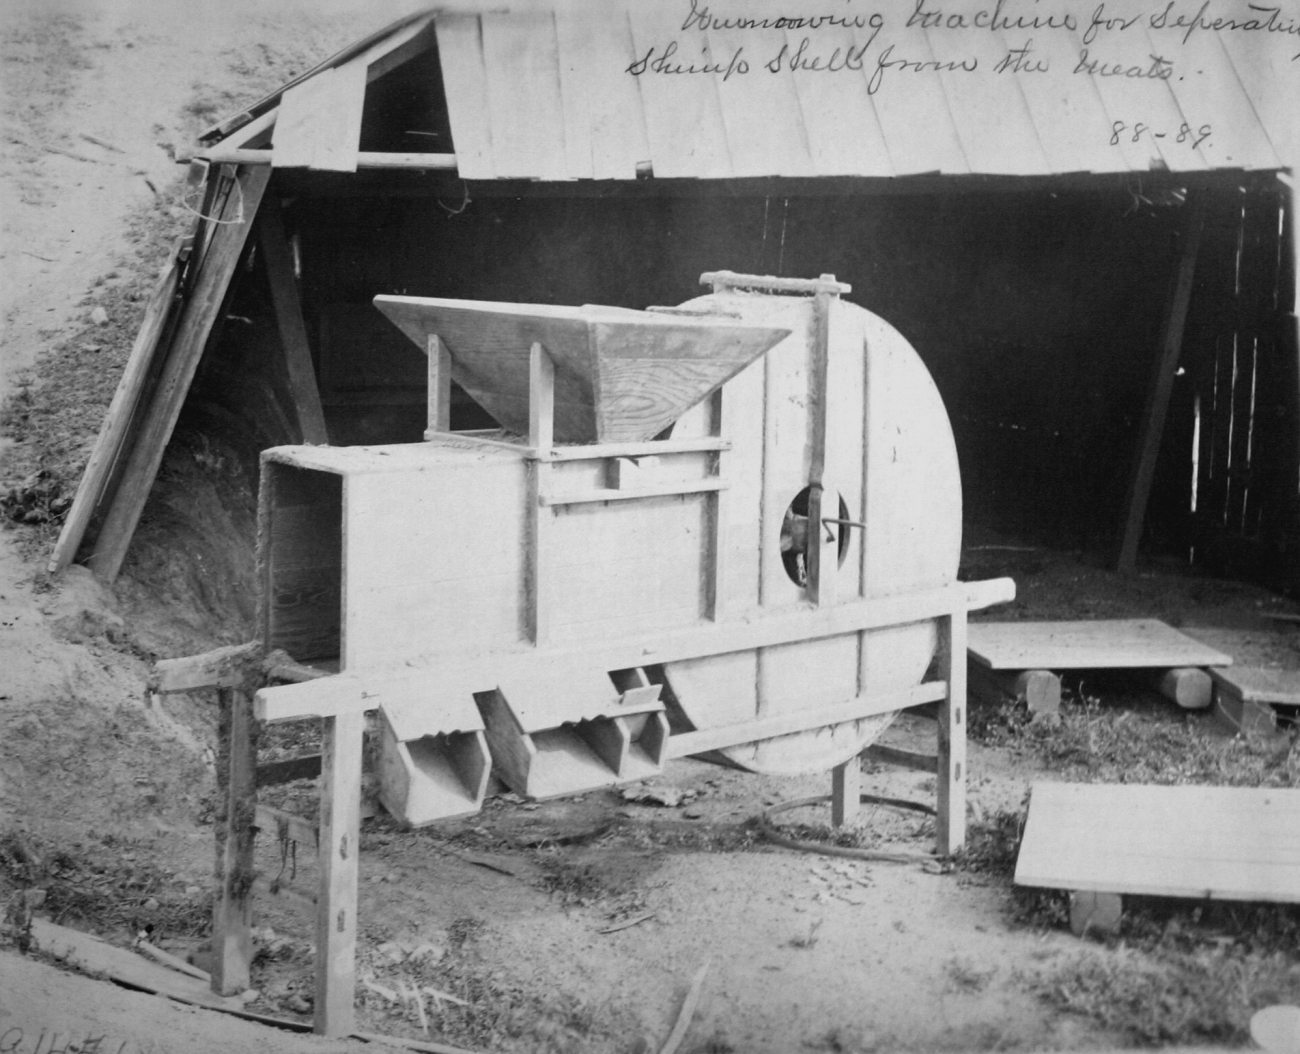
[{"x1": 1, "y1": 3, "x2": 1299, "y2": 1053}]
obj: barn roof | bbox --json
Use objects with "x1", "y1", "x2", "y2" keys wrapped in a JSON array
[{"x1": 202, "y1": 1, "x2": 1299, "y2": 180}]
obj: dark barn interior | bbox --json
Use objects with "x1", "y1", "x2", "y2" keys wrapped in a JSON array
[{"x1": 184, "y1": 165, "x2": 1297, "y2": 587}]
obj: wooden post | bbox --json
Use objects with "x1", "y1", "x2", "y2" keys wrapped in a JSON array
[
  {"x1": 831, "y1": 753, "x2": 861, "y2": 827},
  {"x1": 426, "y1": 334, "x2": 452, "y2": 435},
  {"x1": 528, "y1": 342, "x2": 555, "y2": 645},
  {"x1": 1117, "y1": 195, "x2": 1206, "y2": 571},
  {"x1": 936, "y1": 611, "x2": 968, "y2": 856},
  {"x1": 212, "y1": 687, "x2": 257, "y2": 996},
  {"x1": 706, "y1": 388, "x2": 727, "y2": 621},
  {"x1": 48, "y1": 238, "x2": 185, "y2": 576},
  {"x1": 314, "y1": 711, "x2": 364, "y2": 1037},
  {"x1": 805, "y1": 280, "x2": 835, "y2": 607},
  {"x1": 258, "y1": 197, "x2": 328, "y2": 446}
]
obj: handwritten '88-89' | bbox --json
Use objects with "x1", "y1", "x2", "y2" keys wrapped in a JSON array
[{"x1": 1111, "y1": 122, "x2": 1213, "y2": 149}]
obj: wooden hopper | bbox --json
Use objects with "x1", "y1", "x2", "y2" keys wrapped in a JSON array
[{"x1": 372, "y1": 295, "x2": 791, "y2": 443}]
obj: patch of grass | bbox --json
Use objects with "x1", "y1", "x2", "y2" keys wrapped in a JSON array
[
  {"x1": 944, "y1": 956, "x2": 996, "y2": 993},
  {"x1": 971, "y1": 685, "x2": 1298, "y2": 788},
  {"x1": 355, "y1": 921, "x2": 635, "y2": 1053},
  {"x1": 1031, "y1": 945, "x2": 1300, "y2": 1045}
]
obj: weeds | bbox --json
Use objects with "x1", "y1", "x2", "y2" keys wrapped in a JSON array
[
  {"x1": 971, "y1": 684, "x2": 1298, "y2": 788},
  {"x1": 1032, "y1": 945, "x2": 1300, "y2": 1045}
]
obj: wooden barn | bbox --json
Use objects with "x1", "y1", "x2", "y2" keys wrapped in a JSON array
[{"x1": 52, "y1": 0, "x2": 1300, "y2": 587}]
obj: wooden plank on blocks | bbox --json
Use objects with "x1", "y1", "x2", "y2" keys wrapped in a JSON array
[
  {"x1": 1117, "y1": 195, "x2": 1206, "y2": 572},
  {"x1": 1016, "y1": 781, "x2": 1300, "y2": 902},
  {"x1": 87, "y1": 164, "x2": 269, "y2": 582},
  {"x1": 967, "y1": 619, "x2": 1232, "y2": 671},
  {"x1": 258, "y1": 200, "x2": 327, "y2": 445},
  {"x1": 212, "y1": 688, "x2": 256, "y2": 996},
  {"x1": 49, "y1": 237, "x2": 184, "y2": 575},
  {"x1": 315, "y1": 710, "x2": 364, "y2": 1037},
  {"x1": 936, "y1": 611, "x2": 967, "y2": 857}
]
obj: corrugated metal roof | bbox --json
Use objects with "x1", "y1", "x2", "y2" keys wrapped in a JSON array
[{"x1": 230, "y1": 0, "x2": 1298, "y2": 179}]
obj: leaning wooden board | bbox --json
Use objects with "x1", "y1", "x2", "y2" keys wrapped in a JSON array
[
  {"x1": 1016, "y1": 782, "x2": 1300, "y2": 902},
  {"x1": 968, "y1": 619, "x2": 1232, "y2": 670}
]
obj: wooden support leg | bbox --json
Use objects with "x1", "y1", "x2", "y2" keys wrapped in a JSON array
[
  {"x1": 314, "y1": 711, "x2": 364, "y2": 1037},
  {"x1": 936, "y1": 612, "x2": 968, "y2": 856},
  {"x1": 212, "y1": 687, "x2": 257, "y2": 996},
  {"x1": 528, "y1": 342, "x2": 555, "y2": 645},
  {"x1": 425, "y1": 334, "x2": 451, "y2": 436},
  {"x1": 831, "y1": 753, "x2": 861, "y2": 828}
]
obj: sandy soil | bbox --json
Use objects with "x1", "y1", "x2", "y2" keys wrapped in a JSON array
[{"x1": 0, "y1": 3, "x2": 1297, "y2": 1052}]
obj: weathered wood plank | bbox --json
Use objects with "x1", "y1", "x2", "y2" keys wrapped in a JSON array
[
  {"x1": 666, "y1": 682, "x2": 945, "y2": 759},
  {"x1": 936, "y1": 612, "x2": 967, "y2": 856},
  {"x1": 626, "y1": 5, "x2": 733, "y2": 178},
  {"x1": 433, "y1": 14, "x2": 495, "y2": 179},
  {"x1": 554, "y1": 7, "x2": 649, "y2": 180},
  {"x1": 968, "y1": 619, "x2": 1232, "y2": 671},
  {"x1": 1117, "y1": 196, "x2": 1206, "y2": 571},
  {"x1": 315, "y1": 711, "x2": 364, "y2": 1036},
  {"x1": 1016, "y1": 781, "x2": 1300, "y2": 902},
  {"x1": 212, "y1": 688, "x2": 256, "y2": 996},
  {"x1": 87, "y1": 164, "x2": 269, "y2": 582},
  {"x1": 154, "y1": 642, "x2": 262, "y2": 694},
  {"x1": 50, "y1": 237, "x2": 184, "y2": 575},
  {"x1": 258, "y1": 199, "x2": 328, "y2": 444},
  {"x1": 481, "y1": 12, "x2": 568, "y2": 181}
]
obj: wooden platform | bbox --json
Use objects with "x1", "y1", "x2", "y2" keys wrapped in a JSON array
[
  {"x1": 968, "y1": 619, "x2": 1233, "y2": 670},
  {"x1": 1015, "y1": 781, "x2": 1300, "y2": 902}
]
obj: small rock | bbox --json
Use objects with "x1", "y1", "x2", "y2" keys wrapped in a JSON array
[
  {"x1": 239, "y1": 989, "x2": 260, "y2": 1005},
  {"x1": 185, "y1": 886, "x2": 202, "y2": 896},
  {"x1": 376, "y1": 941, "x2": 406, "y2": 965},
  {"x1": 90, "y1": 306, "x2": 109, "y2": 325},
  {"x1": 285, "y1": 995, "x2": 312, "y2": 1014},
  {"x1": 682, "y1": 807, "x2": 704, "y2": 820},
  {"x1": 407, "y1": 941, "x2": 446, "y2": 965},
  {"x1": 142, "y1": 897, "x2": 160, "y2": 912}
]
